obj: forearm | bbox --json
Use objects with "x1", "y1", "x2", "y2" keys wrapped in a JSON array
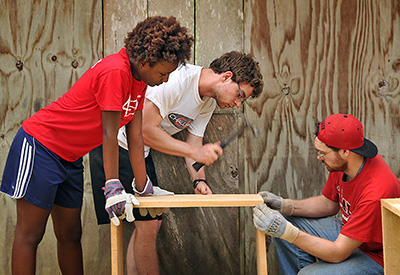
[
  {"x1": 103, "y1": 134, "x2": 119, "y2": 180},
  {"x1": 185, "y1": 156, "x2": 206, "y2": 182},
  {"x1": 143, "y1": 127, "x2": 196, "y2": 158},
  {"x1": 126, "y1": 112, "x2": 147, "y2": 190},
  {"x1": 292, "y1": 231, "x2": 353, "y2": 263},
  {"x1": 128, "y1": 135, "x2": 147, "y2": 183},
  {"x1": 292, "y1": 195, "x2": 340, "y2": 217},
  {"x1": 102, "y1": 111, "x2": 121, "y2": 180}
]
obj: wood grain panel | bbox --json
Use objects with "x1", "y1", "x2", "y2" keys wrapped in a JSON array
[
  {"x1": 103, "y1": 0, "x2": 147, "y2": 56},
  {"x1": 0, "y1": 0, "x2": 103, "y2": 274},
  {"x1": 3, "y1": 0, "x2": 397, "y2": 274},
  {"x1": 244, "y1": 0, "x2": 400, "y2": 274},
  {"x1": 195, "y1": 0, "x2": 243, "y2": 67}
]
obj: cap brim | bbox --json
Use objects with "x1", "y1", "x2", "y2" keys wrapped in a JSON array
[{"x1": 350, "y1": 138, "x2": 378, "y2": 158}]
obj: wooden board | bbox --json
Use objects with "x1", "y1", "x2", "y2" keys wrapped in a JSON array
[
  {"x1": 111, "y1": 194, "x2": 267, "y2": 275},
  {"x1": 381, "y1": 198, "x2": 400, "y2": 274},
  {"x1": 133, "y1": 194, "x2": 263, "y2": 208},
  {"x1": 381, "y1": 198, "x2": 400, "y2": 217}
]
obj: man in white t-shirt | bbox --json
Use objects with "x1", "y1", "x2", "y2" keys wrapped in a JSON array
[{"x1": 90, "y1": 51, "x2": 264, "y2": 274}]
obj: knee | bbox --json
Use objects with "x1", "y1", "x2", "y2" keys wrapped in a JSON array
[
  {"x1": 134, "y1": 220, "x2": 161, "y2": 241},
  {"x1": 15, "y1": 227, "x2": 45, "y2": 247},
  {"x1": 55, "y1": 224, "x2": 82, "y2": 244},
  {"x1": 297, "y1": 263, "x2": 322, "y2": 275}
]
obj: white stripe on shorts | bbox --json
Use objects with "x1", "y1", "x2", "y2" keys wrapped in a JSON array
[{"x1": 13, "y1": 137, "x2": 35, "y2": 198}]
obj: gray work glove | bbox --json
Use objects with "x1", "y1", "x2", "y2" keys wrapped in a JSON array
[
  {"x1": 259, "y1": 191, "x2": 294, "y2": 216},
  {"x1": 253, "y1": 203, "x2": 299, "y2": 243}
]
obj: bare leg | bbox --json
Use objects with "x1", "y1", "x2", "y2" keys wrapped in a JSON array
[
  {"x1": 127, "y1": 220, "x2": 162, "y2": 275},
  {"x1": 127, "y1": 229, "x2": 138, "y2": 275},
  {"x1": 12, "y1": 198, "x2": 50, "y2": 275},
  {"x1": 51, "y1": 204, "x2": 83, "y2": 275}
]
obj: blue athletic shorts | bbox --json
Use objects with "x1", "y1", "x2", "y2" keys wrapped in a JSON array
[{"x1": 0, "y1": 127, "x2": 84, "y2": 210}]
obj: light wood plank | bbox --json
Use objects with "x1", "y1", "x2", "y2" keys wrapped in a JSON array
[
  {"x1": 381, "y1": 198, "x2": 400, "y2": 275},
  {"x1": 256, "y1": 228, "x2": 268, "y2": 275},
  {"x1": 133, "y1": 194, "x2": 263, "y2": 208},
  {"x1": 110, "y1": 224, "x2": 123, "y2": 275},
  {"x1": 381, "y1": 198, "x2": 400, "y2": 218}
]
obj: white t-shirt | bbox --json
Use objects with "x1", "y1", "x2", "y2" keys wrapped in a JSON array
[{"x1": 118, "y1": 64, "x2": 216, "y2": 157}]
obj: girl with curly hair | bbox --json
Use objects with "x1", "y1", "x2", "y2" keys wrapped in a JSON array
[{"x1": 1, "y1": 16, "x2": 193, "y2": 274}]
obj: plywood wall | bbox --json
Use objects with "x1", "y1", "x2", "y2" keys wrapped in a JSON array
[
  {"x1": 0, "y1": 0, "x2": 104, "y2": 274},
  {"x1": 1, "y1": 0, "x2": 399, "y2": 274},
  {"x1": 244, "y1": 0, "x2": 400, "y2": 273},
  {"x1": 0, "y1": 0, "x2": 246, "y2": 274}
]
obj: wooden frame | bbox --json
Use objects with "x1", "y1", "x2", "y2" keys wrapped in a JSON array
[
  {"x1": 110, "y1": 194, "x2": 267, "y2": 274},
  {"x1": 381, "y1": 198, "x2": 400, "y2": 275}
]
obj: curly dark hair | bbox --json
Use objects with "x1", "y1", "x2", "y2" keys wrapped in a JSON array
[
  {"x1": 209, "y1": 51, "x2": 264, "y2": 98},
  {"x1": 124, "y1": 16, "x2": 194, "y2": 66}
]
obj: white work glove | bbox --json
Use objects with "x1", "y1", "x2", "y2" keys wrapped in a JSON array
[
  {"x1": 132, "y1": 177, "x2": 173, "y2": 218},
  {"x1": 153, "y1": 186, "x2": 174, "y2": 196},
  {"x1": 132, "y1": 176, "x2": 154, "y2": 195},
  {"x1": 253, "y1": 203, "x2": 299, "y2": 243},
  {"x1": 104, "y1": 179, "x2": 139, "y2": 226},
  {"x1": 259, "y1": 191, "x2": 294, "y2": 216}
]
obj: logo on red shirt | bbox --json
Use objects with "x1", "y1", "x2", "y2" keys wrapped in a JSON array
[{"x1": 123, "y1": 95, "x2": 140, "y2": 117}]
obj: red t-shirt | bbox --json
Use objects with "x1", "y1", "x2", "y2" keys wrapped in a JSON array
[
  {"x1": 23, "y1": 48, "x2": 147, "y2": 161},
  {"x1": 322, "y1": 154, "x2": 400, "y2": 267}
]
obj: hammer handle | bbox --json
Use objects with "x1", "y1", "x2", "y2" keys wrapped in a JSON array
[
  {"x1": 192, "y1": 124, "x2": 246, "y2": 172},
  {"x1": 192, "y1": 162, "x2": 205, "y2": 172}
]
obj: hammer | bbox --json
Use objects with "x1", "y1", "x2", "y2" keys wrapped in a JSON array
[{"x1": 192, "y1": 118, "x2": 259, "y2": 171}]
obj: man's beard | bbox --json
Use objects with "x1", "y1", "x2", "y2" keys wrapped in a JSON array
[{"x1": 323, "y1": 154, "x2": 348, "y2": 172}]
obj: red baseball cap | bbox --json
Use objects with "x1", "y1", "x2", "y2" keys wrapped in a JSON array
[{"x1": 317, "y1": 114, "x2": 377, "y2": 158}]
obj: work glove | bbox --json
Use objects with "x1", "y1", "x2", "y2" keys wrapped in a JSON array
[
  {"x1": 132, "y1": 177, "x2": 172, "y2": 218},
  {"x1": 104, "y1": 179, "x2": 139, "y2": 226},
  {"x1": 153, "y1": 186, "x2": 174, "y2": 196},
  {"x1": 259, "y1": 191, "x2": 294, "y2": 216},
  {"x1": 253, "y1": 203, "x2": 299, "y2": 243},
  {"x1": 132, "y1": 176, "x2": 154, "y2": 195}
]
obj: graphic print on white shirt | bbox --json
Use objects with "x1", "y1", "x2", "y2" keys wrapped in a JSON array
[{"x1": 168, "y1": 113, "x2": 194, "y2": 130}]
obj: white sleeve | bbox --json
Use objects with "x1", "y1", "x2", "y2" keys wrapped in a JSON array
[{"x1": 117, "y1": 126, "x2": 128, "y2": 150}]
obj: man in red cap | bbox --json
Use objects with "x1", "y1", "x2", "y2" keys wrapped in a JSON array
[{"x1": 253, "y1": 114, "x2": 400, "y2": 274}]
